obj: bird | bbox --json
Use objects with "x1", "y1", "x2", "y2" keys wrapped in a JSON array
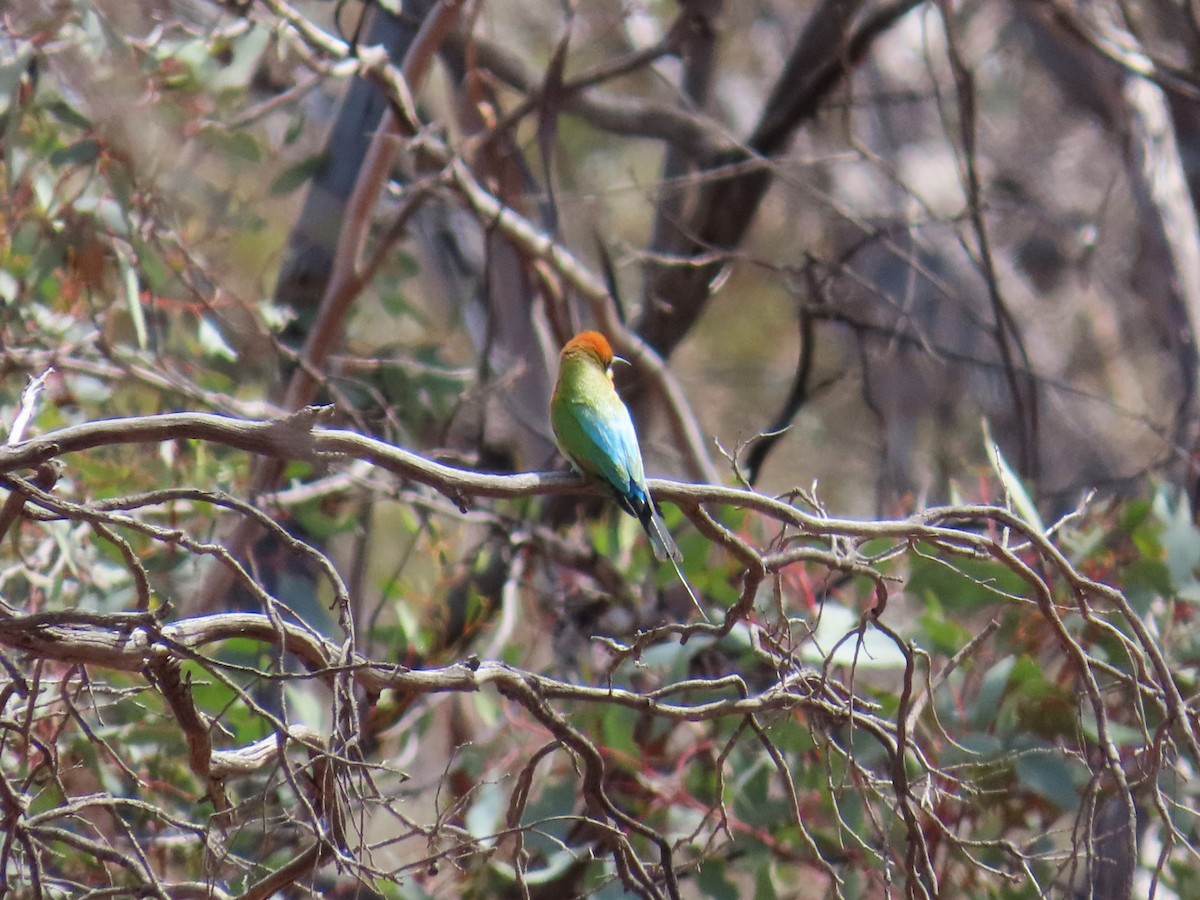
[{"x1": 550, "y1": 330, "x2": 681, "y2": 564}]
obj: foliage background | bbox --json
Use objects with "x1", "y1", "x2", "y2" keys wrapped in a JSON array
[{"x1": 3, "y1": 1, "x2": 1200, "y2": 898}]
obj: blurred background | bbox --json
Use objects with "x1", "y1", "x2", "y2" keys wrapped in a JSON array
[
  {"x1": 4, "y1": 1, "x2": 1200, "y2": 896},
  {"x1": 9, "y1": 1, "x2": 1198, "y2": 514}
]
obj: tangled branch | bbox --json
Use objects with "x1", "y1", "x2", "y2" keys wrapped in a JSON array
[{"x1": 0, "y1": 408, "x2": 1186, "y2": 897}]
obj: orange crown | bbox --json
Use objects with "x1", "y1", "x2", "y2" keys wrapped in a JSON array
[{"x1": 562, "y1": 330, "x2": 614, "y2": 365}]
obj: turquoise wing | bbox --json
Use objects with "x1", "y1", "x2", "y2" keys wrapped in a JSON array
[{"x1": 560, "y1": 395, "x2": 648, "y2": 507}]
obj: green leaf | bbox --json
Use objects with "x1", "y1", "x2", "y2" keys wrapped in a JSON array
[
  {"x1": 49, "y1": 138, "x2": 101, "y2": 168},
  {"x1": 1161, "y1": 492, "x2": 1200, "y2": 590},
  {"x1": 132, "y1": 240, "x2": 170, "y2": 292},
  {"x1": 694, "y1": 858, "x2": 740, "y2": 900},
  {"x1": 948, "y1": 732, "x2": 1004, "y2": 763},
  {"x1": 269, "y1": 152, "x2": 329, "y2": 195},
  {"x1": 465, "y1": 781, "x2": 505, "y2": 845},
  {"x1": 907, "y1": 549, "x2": 1029, "y2": 610},
  {"x1": 1015, "y1": 751, "x2": 1079, "y2": 811},
  {"x1": 1063, "y1": 525, "x2": 1107, "y2": 565},
  {"x1": 283, "y1": 680, "x2": 328, "y2": 732},
  {"x1": 517, "y1": 778, "x2": 577, "y2": 855},
  {"x1": 732, "y1": 761, "x2": 771, "y2": 825},
  {"x1": 198, "y1": 316, "x2": 238, "y2": 361},
  {"x1": 1078, "y1": 711, "x2": 1146, "y2": 748},
  {"x1": 982, "y1": 418, "x2": 1044, "y2": 534},
  {"x1": 0, "y1": 270, "x2": 17, "y2": 305},
  {"x1": 599, "y1": 704, "x2": 640, "y2": 760},
  {"x1": 380, "y1": 286, "x2": 414, "y2": 316},
  {"x1": 918, "y1": 594, "x2": 972, "y2": 654},
  {"x1": 201, "y1": 126, "x2": 261, "y2": 163},
  {"x1": 115, "y1": 248, "x2": 147, "y2": 350},
  {"x1": 0, "y1": 42, "x2": 35, "y2": 118},
  {"x1": 760, "y1": 716, "x2": 815, "y2": 755},
  {"x1": 970, "y1": 655, "x2": 1016, "y2": 730},
  {"x1": 87, "y1": 196, "x2": 131, "y2": 236},
  {"x1": 1009, "y1": 654, "x2": 1051, "y2": 692},
  {"x1": 1121, "y1": 497, "x2": 1152, "y2": 533},
  {"x1": 1122, "y1": 558, "x2": 1171, "y2": 616},
  {"x1": 638, "y1": 633, "x2": 716, "y2": 678},
  {"x1": 44, "y1": 99, "x2": 93, "y2": 129},
  {"x1": 754, "y1": 863, "x2": 780, "y2": 900},
  {"x1": 491, "y1": 848, "x2": 581, "y2": 886},
  {"x1": 284, "y1": 112, "x2": 306, "y2": 145},
  {"x1": 799, "y1": 601, "x2": 907, "y2": 669},
  {"x1": 293, "y1": 499, "x2": 358, "y2": 541}
]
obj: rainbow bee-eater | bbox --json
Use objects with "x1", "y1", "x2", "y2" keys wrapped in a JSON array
[{"x1": 550, "y1": 330, "x2": 681, "y2": 563}]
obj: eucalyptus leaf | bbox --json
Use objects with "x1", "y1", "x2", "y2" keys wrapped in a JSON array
[
  {"x1": 799, "y1": 601, "x2": 907, "y2": 669},
  {"x1": 982, "y1": 418, "x2": 1044, "y2": 534}
]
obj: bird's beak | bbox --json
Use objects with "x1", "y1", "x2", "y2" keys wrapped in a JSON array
[{"x1": 611, "y1": 355, "x2": 630, "y2": 367}]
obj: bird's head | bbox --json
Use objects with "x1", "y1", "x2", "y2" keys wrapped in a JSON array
[{"x1": 562, "y1": 331, "x2": 628, "y2": 378}]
